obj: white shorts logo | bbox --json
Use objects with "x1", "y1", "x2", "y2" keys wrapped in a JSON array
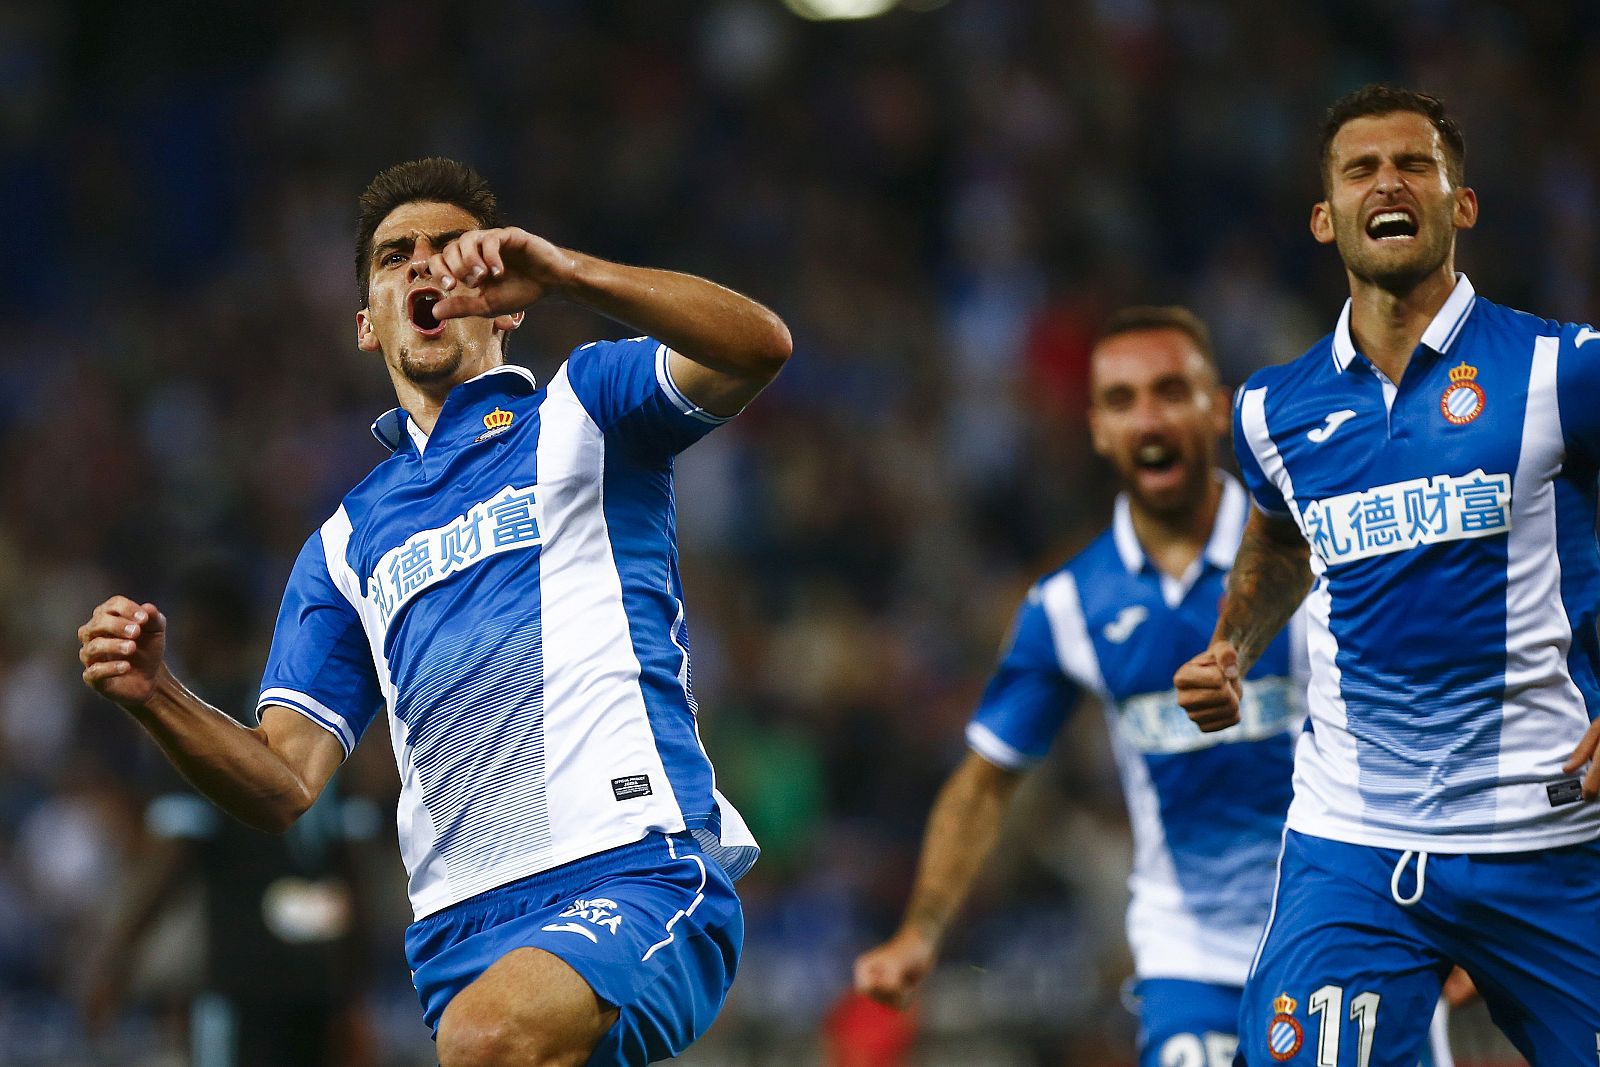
[{"x1": 542, "y1": 897, "x2": 624, "y2": 943}]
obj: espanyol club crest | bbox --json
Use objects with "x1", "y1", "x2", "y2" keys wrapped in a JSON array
[
  {"x1": 1440, "y1": 361, "x2": 1486, "y2": 425},
  {"x1": 1267, "y1": 992, "x2": 1304, "y2": 1061}
]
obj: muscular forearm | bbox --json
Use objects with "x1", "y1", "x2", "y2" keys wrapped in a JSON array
[
  {"x1": 899, "y1": 754, "x2": 1022, "y2": 945},
  {"x1": 1216, "y1": 510, "x2": 1313, "y2": 673},
  {"x1": 125, "y1": 669, "x2": 316, "y2": 833},
  {"x1": 555, "y1": 252, "x2": 791, "y2": 379}
]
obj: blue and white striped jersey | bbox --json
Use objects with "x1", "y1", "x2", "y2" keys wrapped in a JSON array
[
  {"x1": 967, "y1": 475, "x2": 1306, "y2": 986},
  {"x1": 257, "y1": 337, "x2": 757, "y2": 919},
  {"x1": 1234, "y1": 274, "x2": 1600, "y2": 852}
]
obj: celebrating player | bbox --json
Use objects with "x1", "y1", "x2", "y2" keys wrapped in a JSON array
[
  {"x1": 852, "y1": 309, "x2": 1454, "y2": 1065},
  {"x1": 77, "y1": 158, "x2": 790, "y2": 1066},
  {"x1": 1175, "y1": 85, "x2": 1600, "y2": 1064}
]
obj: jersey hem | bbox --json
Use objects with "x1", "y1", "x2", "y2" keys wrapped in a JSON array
[
  {"x1": 1284, "y1": 813, "x2": 1600, "y2": 854},
  {"x1": 1132, "y1": 962, "x2": 1250, "y2": 987},
  {"x1": 408, "y1": 824, "x2": 686, "y2": 920}
]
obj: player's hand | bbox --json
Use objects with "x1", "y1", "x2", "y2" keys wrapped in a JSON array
[
  {"x1": 78, "y1": 596, "x2": 168, "y2": 708},
  {"x1": 427, "y1": 227, "x2": 577, "y2": 320},
  {"x1": 853, "y1": 928, "x2": 937, "y2": 1010},
  {"x1": 1562, "y1": 717, "x2": 1600, "y2": 800},
  {"x1": 1175, "y1": 639, "x2": 1243, "y2": 733}
]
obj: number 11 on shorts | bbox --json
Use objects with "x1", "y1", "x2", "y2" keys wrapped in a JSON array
[{"x1": 1308, "y1": 985, "x2": 1379, "y2": 1067}]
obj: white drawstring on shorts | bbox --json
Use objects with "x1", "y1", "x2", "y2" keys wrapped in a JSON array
[{"x1": 1390, "y1": 849, "x2": 1429, "y2": 907}]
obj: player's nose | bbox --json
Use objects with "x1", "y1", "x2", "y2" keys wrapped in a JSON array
[{"x1": 407, "y1": 239, "x2": 438, "y2": 281}]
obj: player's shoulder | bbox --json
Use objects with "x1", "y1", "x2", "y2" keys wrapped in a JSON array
[
  {"x1": 559, "y1": 335, "x2": 664, "y2": 378},
  {"x1": 1027, "y1": 526, "x2": 1124, "y2": 605},
  {"x1": 1465, "y1": 296, "x2": 1600, "y2": 372}
]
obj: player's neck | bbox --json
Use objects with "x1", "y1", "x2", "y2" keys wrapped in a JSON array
[
  {"x1": 1127, "y1": 475, "x2": 1221, "y2": 582},
  {"x1": 388, "y1": 355, "x2": 504, "y2": 436},
  {"x1": 1346, "y1": 262, "x2": 1457, "y2": 384}
]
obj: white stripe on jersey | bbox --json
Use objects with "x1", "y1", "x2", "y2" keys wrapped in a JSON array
[
  {"x1": 1500, "y1": 336, "x2": 1591, "y2": 822},
  {"x1": 1039, "y1": 572, "x2": 1109, "y2": 699},
  {"x1": 535, "y1": 365, "x2": 686, "y2": 856}
]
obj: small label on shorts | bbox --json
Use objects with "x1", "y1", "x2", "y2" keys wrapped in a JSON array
[
  {"x1": 1547, "y1": 778, "x2": 1583, "y2": 807},
  {"x1": 611, "y1": 775, "x2": 653, "y2": 801}
]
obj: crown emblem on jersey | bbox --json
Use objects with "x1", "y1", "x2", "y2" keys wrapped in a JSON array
[
  {"x1": 1273, "y1": 993, "x2": 1298, "y2": 1016},
  {"x1": 483, "y1": 407, "x2": 514, "y2": 431},
  {"x1": 1440, "y1": 361, "x2": 1486, "y2": 425}
]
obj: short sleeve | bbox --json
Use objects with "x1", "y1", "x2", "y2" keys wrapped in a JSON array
[
  {"x1": 1233, "y1": 384, "x2": 1291, "y2": 516},
  {"x1": 965, "y1": 588, "x2": 1081, "y2": 771},
  {"x1": 563, "y1": 336, "x2": 729, "y2": 461},
  {"x1": 1559, "y1": 324, "x2": 1600, "y2": 470},
  {"x1": 257, "y1": 532, "x2": 383, "y2": 758}
]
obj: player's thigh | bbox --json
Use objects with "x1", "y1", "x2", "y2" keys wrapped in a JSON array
[
  {"x1": 1436, "y1": 841, "x2": 1600, "y2": 1065},
  {"x1": 1240, "y1": 832, "x2": 1449, "y2": 1067},
  {"x1": 1134, "y1": 978, "x2": 1241, "y2": 1067},
  {"x1": 437, "y1": 946, "x2": 616, "y2": 1067}
]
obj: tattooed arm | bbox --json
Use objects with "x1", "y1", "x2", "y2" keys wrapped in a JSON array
[{"x1": 1175, "y1": 508, "x2": 1312, "y2": 732}]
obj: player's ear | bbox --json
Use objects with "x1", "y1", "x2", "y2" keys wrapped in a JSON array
[
  {"x1": 1310, "y1": 201, "x2": 1336, "y2": 245},
  {"x1": 356, "y1": 309, "x2": 381, "y2": 352},
  {"x1": 493, "y1": 311, "x2": 524, "y2": 335},
  {"x1": 1088, "y1": 404, "x2": 1112, "y2": 459},
  {"x1": 1453, "y1": 185, "x2": 1478, "y2": 231},
  {"x1": 1211, "y1": 384, "x2": 1232, "y2": 436}
]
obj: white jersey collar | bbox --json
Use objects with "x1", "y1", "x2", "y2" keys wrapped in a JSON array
[
  {"x1": 1331, "y1": 272, "x2": 1476, "y2": 373},
  {"x1": 1113, "y1": 471, "x2": 1247, "y2": 576},
  {"x1": 370, "y1": 364, "x2": 538, "y2": 453}
]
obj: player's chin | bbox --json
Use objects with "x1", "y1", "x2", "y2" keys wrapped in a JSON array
[{"x1": 399, "y1": 342, "x2": 464, "y2": 383}]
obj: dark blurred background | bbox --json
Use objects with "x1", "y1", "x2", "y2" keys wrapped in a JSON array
[{"x1": 3, "y1": 1, "x2": 1597, "y2": 1063}]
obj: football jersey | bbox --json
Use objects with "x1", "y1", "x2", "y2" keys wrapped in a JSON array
[
  {"x1": 1234, "y1": 274, "x2": 1600, "y2": 852},
  {"x1": 966, "y1": 475, "x2": 1306, "y2": 986},
  {"x1": 257, "y1": 337, "x2": 757, "y2": 919}
]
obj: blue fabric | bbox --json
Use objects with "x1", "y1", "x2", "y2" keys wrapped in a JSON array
[
  {"x1": 405, "y1": 832, "x2": 742, "y2": 1066},
  {"x1": 1240, "y1": 830, "x2": 1600, "y2": 1065},
  {"x1": 1132, "y1": 978, "x2": 1242, "y2": 1067}
]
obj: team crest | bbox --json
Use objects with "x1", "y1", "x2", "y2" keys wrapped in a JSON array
[
  {"x1": 1440, "y1": 361, "x2": 1485, "y2": 425},
  {"x1": 475, "y1": 406, "x2": 515, "y2": 442},
  {"x1": 1267, "y1": 992, "x2": 1304, "y2": 1061}
]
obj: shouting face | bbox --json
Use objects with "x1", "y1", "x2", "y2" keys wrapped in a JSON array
[
  {"x1": 1088, "y1": 328, "x2": 1228, "y2": 519},
  {"x1": 1313, "y1": 110, "x2": 1477, "y2": 292},
  {"x1": 356, "y1": 200, "x2": 512, "y2": 388}
]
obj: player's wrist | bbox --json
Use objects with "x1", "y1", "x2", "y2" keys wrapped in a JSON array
[{"x1": 126, "y1": 664, "x2": 184, "y2": 716}]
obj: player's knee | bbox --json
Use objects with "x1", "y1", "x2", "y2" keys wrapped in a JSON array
[{"x1": 437, "y1": 1008, "x2": 593, "y2": 1067}]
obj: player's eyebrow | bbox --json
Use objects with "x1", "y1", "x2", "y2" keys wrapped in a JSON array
[{"x1": 371, "y1": 229, "x2": 469, "y2": 264}]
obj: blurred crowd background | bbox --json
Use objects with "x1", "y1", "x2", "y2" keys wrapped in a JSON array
[{"x1": 3, "y1": 0, "x2": 1598, "y2": 1063}]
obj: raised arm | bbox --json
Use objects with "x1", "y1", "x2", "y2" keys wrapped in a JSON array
[
  {"x1": 78, "y1": 596, "x2": 343, "y2": 833},
  {"x1": 1175, "y1": 508, "x2": 1312, "y2": 732},
  {"x1": 427, "y1": 228, "x2": 792, "y2": 416},
  {"x1": 853, "y1": 752, "x2": 1023, "y2": 1008}
]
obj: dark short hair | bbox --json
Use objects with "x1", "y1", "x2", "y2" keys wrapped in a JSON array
[
  {"x1": 355, "y1": 158, "x2": 499, "y2": 306},
  {"x1": 1095, "y1": 305, "x2": 1217, "y2": 371},
  {"x1": 1319, "y1": 84, "x2": 1466, "y2": 191}
]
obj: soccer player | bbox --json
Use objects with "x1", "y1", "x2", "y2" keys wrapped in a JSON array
[
  {"x1": 1175, "y1": 85, "x2": 1600, "y2": 1065},
  {"x1": 853, "y1": 307, "x2": 1324, "y2": 1065},
  {"x1": 76, "y1": 158, "x2": 791, "y2": 1067}
]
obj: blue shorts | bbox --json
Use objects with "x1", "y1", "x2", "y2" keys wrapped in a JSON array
[
  {"x1": 1132, "y1": 978, "x2": 1242, "y2": 1067},
  {"x1": 1241, "y1": 829, "x2": 1600, "y2": 1066},
  {"x1": 404, "y1": 832, "x2": 743, "y2": 1066}
]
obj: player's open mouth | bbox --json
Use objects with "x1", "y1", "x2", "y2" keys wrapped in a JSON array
[
  {"x1": 409, "y1": 288, "x2": 446, "y2": 337},
  {"x1": 1366, "y1": 209, "x2": 1419, "y2": 241},
  {"x1": 1135, "y1": 442, "x2": 1180, "y2": 475}
]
